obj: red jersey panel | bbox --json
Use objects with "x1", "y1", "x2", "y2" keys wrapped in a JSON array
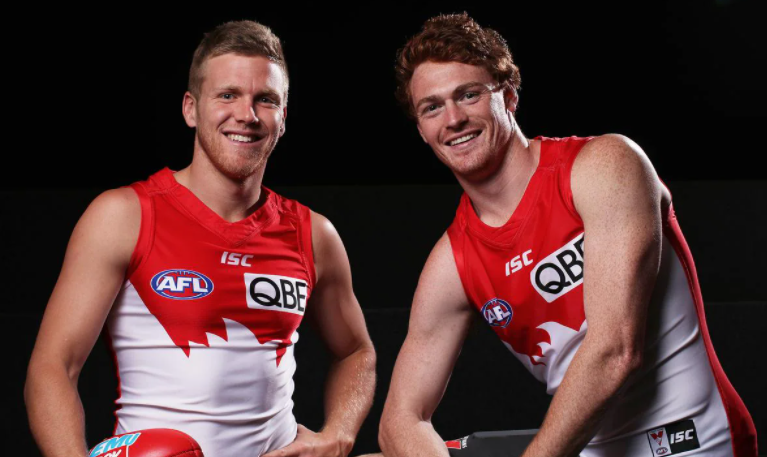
[
  {"x1": 106, "y1": 168, "x2": 315, "y2": 456},
  {"x1": 447, "y1": 137, "x2": 756, "y2": 456}
]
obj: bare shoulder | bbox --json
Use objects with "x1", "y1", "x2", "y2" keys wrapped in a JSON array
[
  {"x1": 71, "y1": 187, "x2": 141, "y2": 263},
  {"x1": 421, "y1": 233, "x2": 461, "y2": 281},
  {"x1": 309, "y1": 210, "x2": 347, "y2": 283},
  {"x1": 572, "y1": 134, "x2": 663, "y2": 214},
  {"x1": 81, "y1": 187, "x2": 140, "y2": 231},
  {"x1": 412, "y1": 233, "x2": 470, "y2": 319},
  {"x1": 309, "y1": 210, "x2": 338, "y2": 244},
  {"x1": 575, "y1": 134, "x2": 654, "y2": 176}
]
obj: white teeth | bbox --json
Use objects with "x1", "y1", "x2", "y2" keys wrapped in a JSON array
[
  {"x1": 449, "y1": 133, "x2": 478, "y2": 146},
  {"x1": 227, "y1": 134, "x2": 256, "y2": 143}
]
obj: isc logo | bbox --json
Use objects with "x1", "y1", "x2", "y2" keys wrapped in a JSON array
[
  {"x1": 505, "y1": 249, "x2": 533, "y2": 276},
  {"x1": 670, "y1": 429, "x2": 695, "y2": 444},
  {"x1": 530, "y1": 233, "x2": 584, "y2": 303},
  {"x1": 244, "y1": 273, "x2": 308, "y2": 315},
  {"x1": 89, "y1": 432, "x2": 140, "y2": 457},
  {"x1": 151, "y1": 270, "x2": 214, "y2": 300},
  {"x1": 481, "y1": 298, "x2": 513, "y2": 328},
  {"x1": 646, "y1": 419, "x2": 699, "y2": 456},
  {"x1": 221, "y1": 251, "x2": 254, "y2": 267}
]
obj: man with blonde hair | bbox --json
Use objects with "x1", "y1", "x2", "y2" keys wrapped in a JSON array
[{"x1": 26, "y1": 20, "x2": 376, "y2": 457}]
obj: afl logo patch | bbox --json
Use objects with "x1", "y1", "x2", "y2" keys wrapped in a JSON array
[
  {"x1": 151, "y1": 269, "x2": 214, "y2": 300},
  {"x1": 481, "y1": 298, "x2": 513, "y2": 328}
]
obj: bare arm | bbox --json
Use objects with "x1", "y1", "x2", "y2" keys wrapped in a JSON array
[
  {"x1": 521, "y1": 134, "x2": 663, "y2": 457},
  {"x1": 378, "y1": 234, "x2": 474, "y2": 457},
  {"x1": 265, "y1": 212, "x2": 376, "y2": 457},
  {"x1": 25, "y1": 188, "x2": 139, "y2": 457}
]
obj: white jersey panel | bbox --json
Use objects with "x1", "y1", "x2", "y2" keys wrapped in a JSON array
[
  {"x1": 585, "y1": 235, "x2": 732, "y2": 455},
  {"x1": 107, "y1": 280, "x2": 298, "y2": 457}
]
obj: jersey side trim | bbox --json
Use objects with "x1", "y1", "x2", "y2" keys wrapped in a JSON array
[{"x1": 664, "y1": 207, "x2": 757, "y2": 457}]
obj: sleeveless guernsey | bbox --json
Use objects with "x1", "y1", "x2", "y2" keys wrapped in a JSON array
[
  {"x1": 446, "y1": 137, "x2": 756, "y2": 456},
  {"x1": 106, "y1": 168, "x2": 315, "y2": 457}
]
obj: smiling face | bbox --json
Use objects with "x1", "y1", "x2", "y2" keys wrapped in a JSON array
[
  {"x1": 410, "y1": 61, "x2": 517, "y2": 181},
  {"x1": 182, "y1": 53, "x2": 287, "y2": 181}
]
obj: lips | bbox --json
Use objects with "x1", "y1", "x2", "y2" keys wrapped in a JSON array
[
  {"x1": 224, "y1": 132, "x2": 264, "y2": 144},
  {"x1": 445, "y1": 130, "x2": 482, "y2": 147}
]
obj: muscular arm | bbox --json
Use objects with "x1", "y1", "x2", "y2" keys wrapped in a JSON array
[
  {"x1": 25, "y1": 189, "x2": 139, "y2": 457},
  {"x1": 266, "y1": 212, "x2": 376, "y2": 457},
  {"x1": 521, "y1": 135, "x2": 663, "y2": 457},
  {"x1": 378, "y1": 234, "x2": 474, "y2": 457}
]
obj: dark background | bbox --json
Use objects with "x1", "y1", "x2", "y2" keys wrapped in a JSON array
[
  {"x1": 5, "y1": 0, "x2": 766, "y2": 189},
  {"x1": 4, "y1": 1, "x2": 765, "y2": 455}
]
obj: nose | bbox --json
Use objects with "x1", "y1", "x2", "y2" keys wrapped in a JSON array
[
  {"x1": 444, "y1": 100, "x2": 468, "y2": 129},
  {"x1": 235, "y1": 101, "x2": 259, "y2": 125}
]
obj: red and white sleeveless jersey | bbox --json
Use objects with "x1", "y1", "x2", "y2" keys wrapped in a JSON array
[
  {"x1": 106, "y1": 168, "x2": 315, "y2": 457},
  {"x1": 447, "y1": 137, "x2": 756, "y2": 456}
]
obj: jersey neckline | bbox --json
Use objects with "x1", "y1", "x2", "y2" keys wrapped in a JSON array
[
  {"x1": 154, "y1": 167, "x2": 280, "y2": 246},
  {"x1": 460, "y1": 137, "x2": 552, "y2": 246}
]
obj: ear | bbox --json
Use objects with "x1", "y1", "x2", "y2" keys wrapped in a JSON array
[
  {"x1": 279, "y1": 106, "x2": 287, "y2": 137},
  {"x1": 182, "y1": 91, "x2": 197, "y2": 128},
  {"x1": 504, "y1": 86, "x2": 519, "y2": 113},
  {"x1": 416, "y1": 122, "x2": 428, "y2": 143}
]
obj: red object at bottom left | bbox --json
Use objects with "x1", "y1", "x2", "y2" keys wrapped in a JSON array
[{"x1": 89, "y1": 428, "x2": 204, "y2": 457}]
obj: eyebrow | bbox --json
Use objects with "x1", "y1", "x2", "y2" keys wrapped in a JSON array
[{"x1": 414, "y1": 81, "x2": 489, "y2": 110}]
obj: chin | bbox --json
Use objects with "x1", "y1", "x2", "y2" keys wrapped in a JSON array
[{"x1": 442, "y1": 149, "x2": 495, "y2": 179}]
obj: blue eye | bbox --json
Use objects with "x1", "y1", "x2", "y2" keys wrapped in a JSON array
[{"x1": 221, "y1": 93, "x2": 234, "y2": 100}]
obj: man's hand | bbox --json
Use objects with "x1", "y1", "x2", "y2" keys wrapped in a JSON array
[{"x1": 263, "y1": 424, "x2": 351, "y2": 457}]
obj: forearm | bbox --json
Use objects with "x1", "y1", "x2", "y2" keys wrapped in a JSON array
[
  {"x1": 522, "y1": 340, "x2": 641, "y2": 457},
  {"x1": 26, "y1": 360, "x2": 89, "y2": 457},
  {"x1": 321, "y1": 344, "x2": 376, "y2": 453},
  {"x1": 379, "y1": 409, "x2": 449, "y2": 457}
]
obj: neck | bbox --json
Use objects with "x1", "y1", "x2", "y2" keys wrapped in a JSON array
[
  {"x1": 456, "y1": 128, "x2": 539, "y2": 227},
  {"x1": 174, "y1": 148, "x2": 268, "y2": 223}
]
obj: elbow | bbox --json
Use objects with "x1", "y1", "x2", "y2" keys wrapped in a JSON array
[
  {"x1": 343, "y1": 339, "x2": 377, "y2": 371},
  {"x1": 378, "y1": 402, "x2": 403, "y2": 453},
  {"x1": 24, "y1": 357, "x2": 41, "y2": 408},
  {"x1": 609, "y1": 345, "x2": 644, "y2": 383},
  {"x1": 378, "y1": 410, "x2": 395, "y2": 455},
  {"x1": 586, "y1": 335, "x2": 644, "y2": 385},
  {"x1": 361, "y1": 342, "x2": 377, "y2": 367}
]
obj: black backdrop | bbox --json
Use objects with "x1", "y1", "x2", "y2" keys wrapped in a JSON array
[
  {"x1": 5, "y1": 1, "x2": 765, "y2": 190},
  {"x1": 4, "y1": 1, "x2": 766, "y2": 455}
]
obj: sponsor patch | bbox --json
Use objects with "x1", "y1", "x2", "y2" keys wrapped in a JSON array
[
  {"x1": 244, "y1": 273, "x2": 308, "y2": 315},
  {"x1": 646, "y1": 419, "x2": 700, "y2": 456},
  {"x1": 530, "y1": 233, "x2": 584, "y2": 303},
  {"x1": 481, "y1": 298, "x2": 513, "y2": 328},
  {"x1": 150, "y1": 269, "x2": 214, "y2": 300},
  {"x1": 89, "y1": 432, "x2": 141, "y2": 457}
]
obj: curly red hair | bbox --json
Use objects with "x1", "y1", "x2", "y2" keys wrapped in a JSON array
[{"x1": 395, "y1": 13, "x2": 521, "y2": 119}]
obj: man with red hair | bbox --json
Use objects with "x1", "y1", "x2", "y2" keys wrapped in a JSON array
[{"x1": 378, "y1": 13, "x2": 756, "y2": 457}]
